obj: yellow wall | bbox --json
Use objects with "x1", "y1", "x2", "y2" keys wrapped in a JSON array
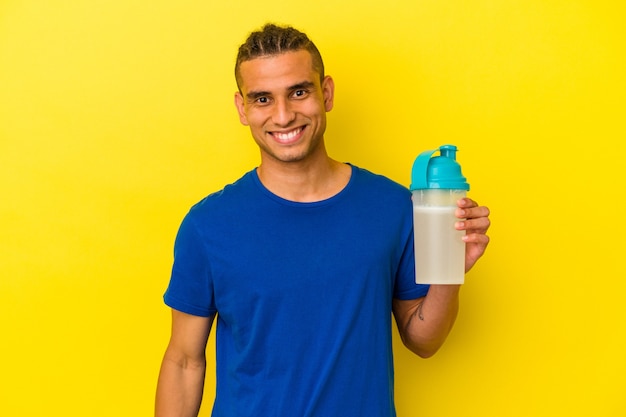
[{"x1": 1, "y1": 1, "x2": 624, "y2": 415}]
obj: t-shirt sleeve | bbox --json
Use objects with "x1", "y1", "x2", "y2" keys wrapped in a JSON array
[
  {"x1": 393, "y1": 226, "x2": 430, "y2": 300},
  {"x1": 163, "y1": 213, "x2": 216, "y2": 317}
]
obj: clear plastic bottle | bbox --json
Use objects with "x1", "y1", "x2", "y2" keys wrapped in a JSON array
[{"x1": 410, "y1": 145, "x2": 469, "y2": 284}]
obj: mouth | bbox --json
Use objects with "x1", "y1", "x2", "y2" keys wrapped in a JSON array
[{"x1": 269, "y1": 127, "x2": 305, "y2": 144}]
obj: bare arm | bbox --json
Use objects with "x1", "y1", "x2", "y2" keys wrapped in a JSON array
[
  {"x1": 155, "y1": 309, "x2": 215, "y2": 417},
  {"x1": 393, "y1": 198, "x2": 490, "y2": 358},
  {"x1": 393, "y1": 286, "x2": 459, "y2": 358}
]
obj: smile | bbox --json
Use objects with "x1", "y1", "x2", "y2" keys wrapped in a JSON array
[{"x1": 271, "y1": 127, "x2": 304, "y2": 144}]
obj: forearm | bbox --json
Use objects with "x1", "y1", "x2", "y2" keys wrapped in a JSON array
[
  {"x1": 396, "y1": 285, "x2": 460, "y2": 358},
  {"x1": 155, "y1": 351, "x2": 207, "y2": 417}
]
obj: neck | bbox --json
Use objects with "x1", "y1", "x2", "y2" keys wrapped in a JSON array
[{"x1": 257, "y1": 154, "x2": 351, "y2": 203}]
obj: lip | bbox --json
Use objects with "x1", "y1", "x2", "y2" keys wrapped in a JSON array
[{"x1": 269, "y1": 126, "x2": 305, "y2": 144}]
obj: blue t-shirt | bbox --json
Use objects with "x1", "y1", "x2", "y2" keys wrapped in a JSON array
[{"x1": 164, "y1": 165, "x2": 429, "y2": 417}]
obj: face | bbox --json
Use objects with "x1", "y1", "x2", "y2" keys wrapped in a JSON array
[{"x1": 234, "y1": 50, "x2": 334, "y2": 166}]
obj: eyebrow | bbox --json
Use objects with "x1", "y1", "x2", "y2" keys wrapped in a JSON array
[
  {"x1": 289, "y1": 81, "x2": 316, "y2": 91},
  {"x1": 246, "y1": 90, "x2": 271, "y2": 101},
  {"x1": 245, "y1": 81, "x2": 316, "y2": 101}
]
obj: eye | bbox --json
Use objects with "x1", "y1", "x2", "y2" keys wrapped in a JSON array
[
  {"x1": 257, "y1": 96, "x2": 269, "y2": 104},
  {"x1": 292, "y1": 89, "x2": 308, "y2": 98}
]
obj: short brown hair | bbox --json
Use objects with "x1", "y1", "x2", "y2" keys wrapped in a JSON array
[{"x1": 235, "y1": 23, "x2": 325, "y2": 90}]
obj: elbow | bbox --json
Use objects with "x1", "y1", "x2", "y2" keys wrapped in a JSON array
[
  {"x1": 405, "y1": 340, "x2": 441, "y2": 359},
  {"x1": 162, "y1": 345, "x2": 207, "y2": 371},
  {"x1": 415, "y1": 347, "x2": 438, "y2": 359},
  {"x1": 400, "y1": 332, "x2": 446, "y2": 359}
]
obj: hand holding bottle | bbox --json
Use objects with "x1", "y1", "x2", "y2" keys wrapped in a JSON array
[{"x1": 455, "y1": 197, "x2": 490, "y2": 274}]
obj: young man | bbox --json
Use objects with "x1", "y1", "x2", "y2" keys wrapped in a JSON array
[{"x1": 156, "y1": 24, "x2": 491, "y2": 417}]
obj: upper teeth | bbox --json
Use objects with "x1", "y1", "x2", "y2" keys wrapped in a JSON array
[{"x1": 275, "y1": 128, "x2": 301, "y2": 141}]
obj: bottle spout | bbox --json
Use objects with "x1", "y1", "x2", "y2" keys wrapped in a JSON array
[{"x1": 439, "y1": 144, "x2": 457, "y2": 160}]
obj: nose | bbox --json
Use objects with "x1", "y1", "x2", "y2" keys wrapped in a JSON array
[{"x1": 271, "y1": 98, "x2": 296, "y2": 127}]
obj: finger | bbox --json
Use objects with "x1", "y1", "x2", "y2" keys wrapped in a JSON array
[
  {"x1": 457, "y1": 198, "x2": 477, "y2": 208},
  {"x1": 456, "y1": 216, "x2": 491, "y2": 232},
  {"x1": 456, "y1": 205, "x2": 490, "y2": 220},
  {"x1": 462, "y1": 232, "x2": 490, "y2": 245}
]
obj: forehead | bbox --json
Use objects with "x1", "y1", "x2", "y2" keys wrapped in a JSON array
[{"x1": 238, "y1": 50, "x2": 320, "y2": 93}]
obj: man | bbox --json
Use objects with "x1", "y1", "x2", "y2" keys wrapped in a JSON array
[{"x1": 156, "y1": 23, "x2": 490, "y2": 417}]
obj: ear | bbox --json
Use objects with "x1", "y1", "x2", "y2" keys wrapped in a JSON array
[
  {"x1": 234, "y1": 92, "x2": 249, "y2": 126},
  {"x1": 322, "y1": 76, "x2": 335, "y2": 112}
]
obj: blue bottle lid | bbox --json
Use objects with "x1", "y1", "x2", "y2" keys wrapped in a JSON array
[{"x1": 410, "y1": 144, "x2": 470, "y2": 191}]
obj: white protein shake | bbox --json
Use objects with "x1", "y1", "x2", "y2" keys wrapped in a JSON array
[{"x1": 413, "y1": 205, "x2": 465, "y2": 284}]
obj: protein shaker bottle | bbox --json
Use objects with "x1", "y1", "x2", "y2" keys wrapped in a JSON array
[{"x1": 410, "y1": 145, "x2": 470, "y2": 284}]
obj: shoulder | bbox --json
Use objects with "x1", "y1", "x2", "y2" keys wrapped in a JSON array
[
  {"x1": 178, "y1": 170, "x2": 258, "y2": 231},
  {"x1": 350, "y1": 165, "x2": 411, "y2": 199},
  {"x1": 188, "y1": 170, "x2": 256, "y2": 213}
]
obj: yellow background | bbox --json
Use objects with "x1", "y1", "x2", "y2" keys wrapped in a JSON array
[{"x1": 1, "y1": 1, "x2": 624, "y2": 416}]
